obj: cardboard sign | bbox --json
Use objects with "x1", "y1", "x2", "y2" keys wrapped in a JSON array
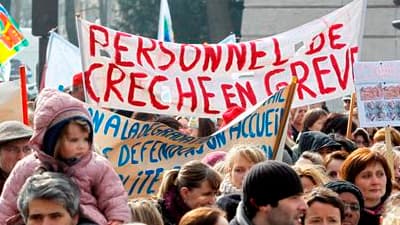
[
  {"x1": 354, "y1": 61, "x2": 400, "y2": 127},
  {"x1": 89, "y1": 83, "x2": 293, "y2": 198},
  {"x1": 77, "y1": 0, "x2": 365, "y2": 118},
  {"x1": 0, "y1": 80, "x2": 23, "y2": 122}
]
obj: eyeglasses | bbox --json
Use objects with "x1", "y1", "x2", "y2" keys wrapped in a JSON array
[
  {"x1": 343, "y1": 203, "x2": 360, "y2": 211},
  {"x1": 2, "y1": 145, "x2": 31, "y2": 154}
]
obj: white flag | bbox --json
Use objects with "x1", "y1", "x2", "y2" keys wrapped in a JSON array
[
  {"x1": 157, "y1": 0, "x2": 174, "y2": 42},
  {"x1": 44, "y1": 32, "x2": 82, "y2": 90},
  {"x1": 0, "y1": 60, "x2": 11, "y2": 82},
  {"x1": 218, "y1": 34, "x2": 236, "y2": 44}
]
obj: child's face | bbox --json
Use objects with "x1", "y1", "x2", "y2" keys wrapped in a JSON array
[
  {"x1": 230, "y1": 154, "x2": 254, "y2": 189},
  {"x1": 58, "y1": 123, "x2": 90, "y2": 159}
]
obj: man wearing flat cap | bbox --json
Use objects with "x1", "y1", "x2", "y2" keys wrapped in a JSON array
[{"x1": 0, "y1": 120, "x2": 33, "y2": 193}]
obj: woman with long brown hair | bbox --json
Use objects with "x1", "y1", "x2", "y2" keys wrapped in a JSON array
[{"x1": 156, "y1": 160, "x2": 222, "y2": 225}]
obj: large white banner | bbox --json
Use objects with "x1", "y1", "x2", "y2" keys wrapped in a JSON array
[{"x1": 77, "y1": 0, "x2": 365, "y2": 118}]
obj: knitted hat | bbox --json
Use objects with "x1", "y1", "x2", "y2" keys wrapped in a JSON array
[
  {"x1": 201, "y1": 151, "x2": 226, "y2": 167},
  {"x1": 221, "y1": 106, "x2": 245, "y2": 127},
  {"x1": 0, "y1": 121, "x2": 33, "y2": 145},
  {"x1": 325, "y1": 180, "x2": 364, "y2": 210},
  {"x1": 243, "y1": 161, "x2": 303, "y2": 207},
  {"x1": 72, "y1": 73, "x2": 83, "y2": 86}
]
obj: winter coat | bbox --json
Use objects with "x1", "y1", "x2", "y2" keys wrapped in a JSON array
[
  {"x1": 0, "y1": 168, "x2": 7, "y2": 194},
  {"x1": 229, "y1": 202, "x2": 254, "y2": 225},
  {"x1": 156, "y1": 187, "x2": 191, "y2": 225},
  {"x1": 358, "y1": 202, "x2": 386, "y2": 225},
  {"x1": 359, "y1": 209, "x2": 380, "y2": 225},
  {"x1": 0, "y1": 89, "x2": 130, "y2": 225},
  {"x1": 217, "y1": 193, "x2": 241, "y2": 222}
]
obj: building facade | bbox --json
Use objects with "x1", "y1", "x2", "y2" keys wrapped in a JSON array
[{"x1": 241, "y1": 0, "x2": 400, "y2": 61}]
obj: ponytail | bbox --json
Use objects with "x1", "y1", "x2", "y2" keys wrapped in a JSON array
[{"x1": 157, "y1": 168, "x2": 179, "y2": 198}]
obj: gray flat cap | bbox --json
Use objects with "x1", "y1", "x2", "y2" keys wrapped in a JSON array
[{"x1": 0, "y1": 121, "x2": 33, "y2": 145}]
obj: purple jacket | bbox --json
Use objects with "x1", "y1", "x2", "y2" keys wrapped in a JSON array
[{"x1": 0, "y1": 89, "x2": 130, "y2": 225}]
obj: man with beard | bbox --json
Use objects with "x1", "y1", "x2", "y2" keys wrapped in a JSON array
[{"x1": 230, "y1": 161, "x2": 307, "y2": 225}]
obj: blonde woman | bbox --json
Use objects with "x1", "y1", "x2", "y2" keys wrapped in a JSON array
[
  {"x1": 371, "y1": 142, "x2": 400, "y2": 184},
  {"x1": 219, "y1": 144, "x2": 266, "y2": 196},
  {"x1": 382, "y1": 192, "x2": 400, "y2": 225},
  {"x1": 128, "y1": 199, "x2": 163, "y2": 225},
  {"x1": 293, "y1": 164, "x2": 329, "y2": 194},
  {"x1": 216, "y1": 145, "x2": 266, "y2": 221}
]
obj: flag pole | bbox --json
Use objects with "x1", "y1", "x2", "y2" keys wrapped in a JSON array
[
  {"x1": 273, "y1": 77, "x2": 297, "y2": 160},
  {"x1": 75, "y1": 14, "x2": 89, "y2": 103},
  {"x1": 19, "y1": 65, "x2": 29, "y2": 125},
  {"x1": 346, "y1": 93, "x2": 356, "y2": 139},
  {"x1": 384, "y1": 126, "x2": 395, "y2": 178},
  {"x1": 347, "y1": 0, "x2": 367, "y2": 138}
]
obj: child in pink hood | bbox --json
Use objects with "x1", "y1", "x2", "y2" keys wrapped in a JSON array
[{"x1": 0, "y1": 89, "x2": 130, "y2": 225}]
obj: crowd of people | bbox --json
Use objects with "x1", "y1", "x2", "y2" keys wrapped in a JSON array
[{"x1": 1, "y1": 76, "x2": 400, "y2": 225}]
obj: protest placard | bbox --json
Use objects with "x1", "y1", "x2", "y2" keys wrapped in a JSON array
[
  {"x1": 354, "y1": 61, "x2": 400, "y2": 127},
  {"x1": 77, "y1": 0, "x2": 365, "y2": 118},
  {"x1": 0, "y1": 80, "x2": 23, "y2": 122},
  {"x1": 89, "y1": 82, "x2": 295, "y2": 198}
]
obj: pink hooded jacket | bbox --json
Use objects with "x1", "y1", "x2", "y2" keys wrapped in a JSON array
[{"x1": 0, "y1": 89, "x2": 130, "y2": 225}]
